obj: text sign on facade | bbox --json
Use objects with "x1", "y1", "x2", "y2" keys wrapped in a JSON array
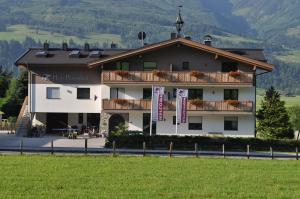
[
  {"x1": 152, "y1": 86, "x2": 165, "y2": 122},
  {"x1": 176, "y1": 89, "x2": 188, "y2": 123}
]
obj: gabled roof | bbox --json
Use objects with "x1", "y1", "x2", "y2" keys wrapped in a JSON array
[{"x1": 88, "y1": 37, "x2": 274, "y2": 71}]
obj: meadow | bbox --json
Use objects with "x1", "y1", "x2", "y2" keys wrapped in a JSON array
[{"x1": 0, "y1": 155, "x2": 300, "y2": 199}]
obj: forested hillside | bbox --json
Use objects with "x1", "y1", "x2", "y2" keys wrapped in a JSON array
[{"x1": 0, "y1": 0, "x2": 299, "y2": 93}]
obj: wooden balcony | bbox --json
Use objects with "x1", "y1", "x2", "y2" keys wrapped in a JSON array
[
  {"x1": 101, "y1": 71, "x2": 254, "y2": 86},
  {"x1": 102, "y1": 99, "x2": 253, "y2": 112}
]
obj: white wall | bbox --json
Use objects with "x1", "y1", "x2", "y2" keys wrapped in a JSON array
[
  {"x1": 31, "y1": 84, "x2": 101, "y2": 113},
  {"x1": 127, "y1": 111, "x2": 255, "y2": 137}
]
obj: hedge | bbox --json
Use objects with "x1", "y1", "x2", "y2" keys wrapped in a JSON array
[{"x1": 106, "y1": 135, "x2": 300, "y2": 152}]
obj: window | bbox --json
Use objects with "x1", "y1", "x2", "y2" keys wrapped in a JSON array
[
  {"x1": 224, "y1": 89, "x2": 238, "y2": 100},
  {"x1": 188, "y1": 89, "x2": 203, "y2": 100},
  {"x1": 224, "y1": 116, "x2": 238, "y2": 131},
  {"x1": 143, "y1": 62, "x2": 157, "y2": 71},
  {"x1": 222, "y1": 62, "x2": 238, "y2": 72},
  {"x1": 182, "y1": 62, "x2": 189, "y2": 70},
  {"x1": 116, "y1": 62, "x2": 129, "y2": 70},
  {"x1": 143, "y1": 113, "x2": 156, "y2": 135},
  {"x1": 188, "y1": 116, "x2": 202, "y2": 130},
  {"x1": 143, "y1": 88, "x2": 152, "y2": 99},
  {"x1": 77, "y1": 88, "x2": 90, "y2": 99},
  {"x1": 78, "y1": 113, "x2": 83, "y2": 124},
  {"x1": 46, "y1": 87, "x2": 60, "y2": 99},
  {"x1": 110, "y1": 88, "x2": 125, "y2": 99}
]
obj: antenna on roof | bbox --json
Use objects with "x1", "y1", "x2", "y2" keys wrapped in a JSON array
[
  {"x1": 175, "y1": 5, "x2": 184, "y2": 37},
  {"x1": 138, "y1": 32, "x2": 146, "y2": 47}
]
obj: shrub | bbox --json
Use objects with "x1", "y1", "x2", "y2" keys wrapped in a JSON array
[
  {"x1": 190, "y1": 99, "x2": 204, "y2": 107},
  {"x1": 153, "y1": 70, "x2": 167, "y2": 78},
  {"x1": 226, "y1": 100, "x2": 240, "y2": 106},
  {"x1": 113, "y1": 99, "x2": 128, "y2": 105},
  {"x1": 114, "y1": 70, "x2": 129, "y2": 77}
]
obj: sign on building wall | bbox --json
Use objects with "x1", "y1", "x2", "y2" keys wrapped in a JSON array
[
  {"x1": 152, "y1": 86, "x2": 165, "y2": 122},
  {"x1": 176, "y1": 89, "x2": 188, "y2": 123}
]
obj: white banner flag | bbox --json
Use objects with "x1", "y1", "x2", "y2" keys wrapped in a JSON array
[
  {"x1": 152, "y1": 86, "x2": 165, "y2": 122},
  {"x1": 176, "y1": 89, "x2": 188, "y2": 124}
]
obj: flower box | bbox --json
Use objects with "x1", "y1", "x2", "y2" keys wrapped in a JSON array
[
  {"x1": 190, "y1": 99, "x2": 204, "y2": 107},
  {"x1": 114, "y1": 70, "x2": 129, "y2": 77},
  {"x1": 153, "y1": 70, "x2": 167, "y2": 78},
  {"x1": 226, "y1": 100, "x2": 240, "y2": 106},
  {"x1": 229, "y1": 71, "x2": 241, "y2": 77},
  {"x1": 190, "y1": 71, "x2": 204, "y2": 78},
  {"x1": 113, "y1": 99, "x2": 128, "y2": 105}
]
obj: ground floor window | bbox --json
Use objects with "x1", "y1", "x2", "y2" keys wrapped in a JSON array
[
  {"x1": 224, "y1": 116, "x2": 238, "y2": 131},
  {"x1": 188, "y1": 116, "x2": 202, "y2": 130},
  {"x1": 77, "y1": 88, "x2": 90, "y2": 99},
  {"x1": 78, "y1": 113, "x2": 83, "y2": 124}
]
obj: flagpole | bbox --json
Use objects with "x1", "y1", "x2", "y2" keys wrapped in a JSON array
[
  {"x1": 175, "y1": 88, "x2": 178, "y2": 135},
  {"x1": 149, "y1": 85, "x2": 153, "y2": 136}
]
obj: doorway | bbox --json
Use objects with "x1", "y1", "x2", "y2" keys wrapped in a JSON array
[{"x1": 46, "y1": 113, "x2": 68, "y2": 133}]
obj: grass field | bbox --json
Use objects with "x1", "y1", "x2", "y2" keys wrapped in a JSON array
[
  {"x1": 0, "y1": 25, "x2": 123, "y2": 46},
  {"x1": 0, "y1": 156, "x2": 300, "y2": 199},
  {"x1": 257, "y1": 95, "x2": 300, "y2": 109}
]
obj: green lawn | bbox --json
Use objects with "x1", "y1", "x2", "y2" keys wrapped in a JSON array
[
  {"x1": 0, "y1": 25, "x2": 123, "y2": 46},
  {"x1": 0, "y1": 156, "x2": 300, "y2": 199}
]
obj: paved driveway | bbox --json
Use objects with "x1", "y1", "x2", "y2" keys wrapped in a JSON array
[{"x1": 0, "y1": 131, "x2": 106, "y2": 149}]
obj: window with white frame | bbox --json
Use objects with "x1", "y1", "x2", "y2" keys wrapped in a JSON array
[
  {"x1": 188, "y1": 116, "x2": 202, "y2": 130},
  {"x1": 224, "y1": 116, "x2": 238, "y2": 131},
  {"x1": 46, "y1": 87, "x2": 60, "y2": 99}
]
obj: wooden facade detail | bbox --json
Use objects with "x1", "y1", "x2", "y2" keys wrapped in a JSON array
[
  {"x1": 101, "y1": 71, "x2": 253, "y2": 85},
  {"x1": 103, "y1": 99, "x2": 253, "y2": 112}
]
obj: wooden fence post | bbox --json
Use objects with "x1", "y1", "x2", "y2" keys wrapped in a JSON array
[
  {"x1": 169, "y1": 142, "x2": 173, "y2": 158},
  {"x1": 270, "y1": 147, "x2": 273, "y2": 159},
  {"x1": 113, "y1": 141, "x2": 116, "y2": 157},
  {"x1": 10, "y1": 123, "x2": 13, "y2": 134},
  {"x1": 247, "y1": 145, "x2": 250, "y2": 159},
  {"x1": 142, "y1": 142, "x2": 146, "y2": 157},
  {"x1": 85, "y1": 139, "x2": 88, "y2": 155},
  {"x1": 222, "y1": 144, "x2": 225, "y2": 158},
  {"x1": 20, "y1": 139, "x2": 23, "y2": 155},
  {"x1": 195, "y1": 143, "x2": 198, "y2": 158},
  {"x1": 51, "y1": 140, "x2": 54, "y2": 155},
  {"x1": 296, "y1": 147, "x2": 299, "y2": 160}
]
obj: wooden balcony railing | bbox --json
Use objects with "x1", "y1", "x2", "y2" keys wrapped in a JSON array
[
  {"x1": 103, "y1": 99, "x2": 253, "y2": 112},
  {"x1": 101, "y1": 71, "x2": 253, "y2": 85}
]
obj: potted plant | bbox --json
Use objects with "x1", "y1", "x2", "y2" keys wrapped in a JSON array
[
  {"x1": 113, "y1": 99, "x2": 128, "y2": 105},
  {"x1": 114, "y1": 70, "x2": 129, "y2": 77},
  {"x1": 153, "y1": 70, "x2": 167, "y2": 78},
  {"x1": 229, "y1": 71, "x2": 241, "y2": 77},
  {"x1": 190, "y1": 71, "x2": 204, "y2": 78},
  {"x1": 190, "y1": 99, "x2": 204, "y2": 107},
  {"x1": 226, "y1": 100, "x2": 240, "y2": 106}
]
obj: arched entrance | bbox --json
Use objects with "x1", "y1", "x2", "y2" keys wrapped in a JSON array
[{"x1": 108, "y1": 114, "x2": 125, "y2": 134}]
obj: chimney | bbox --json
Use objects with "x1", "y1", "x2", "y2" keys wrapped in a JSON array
[
  {"x1": 204, "y1": 35, "x2": 212, "y2": 46},
  {"x1": 43, "y1": 42, "x2": 49, "y2": 51},
  {"x1": 111, "y1": 42, "x2": 117, "y2": 49},
  {"x1": 171, "y1": 32, "x2": 177, "y2": 39},
  {"x1": 84, "y1": 43, "x2": 90, "y2": 51},
  {"x1": 62, "y1": 42, "x2": 68, "y2": 51}
]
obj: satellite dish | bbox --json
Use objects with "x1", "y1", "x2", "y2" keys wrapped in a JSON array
[{"x1": 138, "y1": 32, "x2": 146, "y2": 40}]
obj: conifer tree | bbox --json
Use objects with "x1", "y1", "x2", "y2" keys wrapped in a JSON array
[{"x1": 257, "y1": 87, "x2": 294, "y2": 139}]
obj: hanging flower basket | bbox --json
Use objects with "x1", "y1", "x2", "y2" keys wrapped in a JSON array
[
  {"x1": 229, "y1": 71, "x2": 241, "y2": 77},
  {"x1": 190, "y1": 71, "x2": 204, "y2": 78},
  {"x1": 114, "y1": 70, "x2": 129, "y2": 77},
  {"x1": 226, "y1": 100, "x2": 240, "y2": 106},
  {"x1": 153, "y1": 70, "x2": 167, "y2": 78},
  {"x1": 190, "y1": 99, "x2": 204, "y2": 107},
  {"x1": 113, "y1": 99, "x2": 128, "y2": 105}
]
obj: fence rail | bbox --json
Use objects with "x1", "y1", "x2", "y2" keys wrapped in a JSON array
[{"x1": 0, "y1": 122, "x2": 16, "y2": 133}]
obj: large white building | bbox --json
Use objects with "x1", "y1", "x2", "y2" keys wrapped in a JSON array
[{"x1": 15, "y1": 36, "x2": 273, "y2": 137}]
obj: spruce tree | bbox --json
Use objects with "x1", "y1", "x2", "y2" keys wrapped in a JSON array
[{"x1": 257, "y1": 87, "x2": 294, "y2": 139}]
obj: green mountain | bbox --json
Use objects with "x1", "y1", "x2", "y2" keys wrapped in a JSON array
[{"x1": 0, "y1": 0, "x2": 299, "y2": 93}]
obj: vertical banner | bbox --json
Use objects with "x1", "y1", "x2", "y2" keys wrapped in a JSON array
[
  {"x1": 176, "y1": 89, "x2": 188, "y2": 123},
  {"x1": 152, "y1": 86, "x2": 165, "y2": 122}
]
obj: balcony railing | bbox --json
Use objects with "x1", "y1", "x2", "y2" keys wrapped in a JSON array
[
  {"x1": 103, "y1": 99, "x2": 253, "y2": 112},
  {"x1": 101, "y1": 71, "x2": 253, "y2": 85}
]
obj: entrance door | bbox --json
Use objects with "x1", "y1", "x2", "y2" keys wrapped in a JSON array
[
  {"x1": 109, "y1": 114, "x2": 125, "y2": 134},
  {"x1": 46, "y1": 113, "x2": 68, "y2": 133}
]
